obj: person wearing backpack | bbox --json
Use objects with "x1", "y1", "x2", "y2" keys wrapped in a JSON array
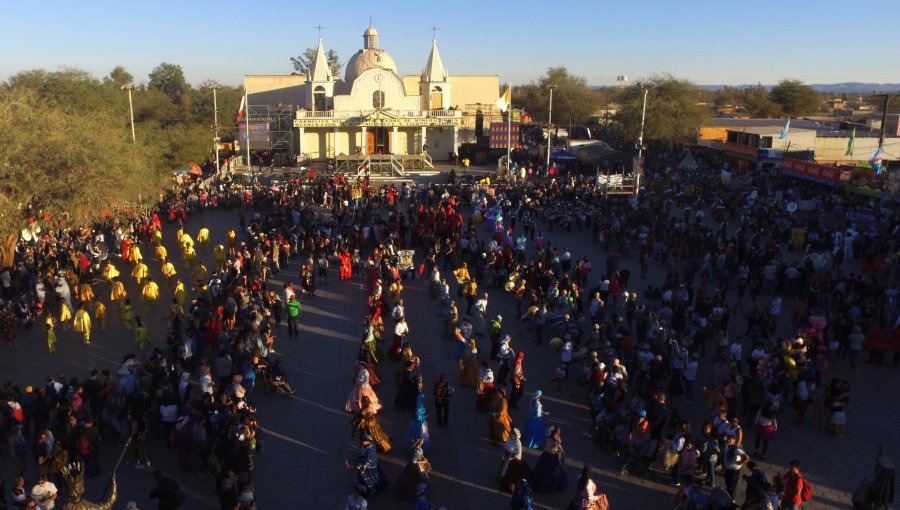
[{"x1": 782, "y1": 459, "x2": 812, "y2": 509}]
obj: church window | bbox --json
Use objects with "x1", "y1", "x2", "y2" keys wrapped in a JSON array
[{"x1": 373, "y1": 90, "x2": 385, "y2": 109}]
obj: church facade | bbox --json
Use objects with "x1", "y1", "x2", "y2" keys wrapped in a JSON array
[{"x1": 244, "y1": 26, "x2": 500, "y2": 162}]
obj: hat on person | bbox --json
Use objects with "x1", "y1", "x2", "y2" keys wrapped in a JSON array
[
  {"x1": 639, "y1": 410, "x2": 647, "y2": 417},
  {"x1": 25, "y1": 386, "x2": 33, "y2": 394},
  {"x1": 512, "y1": 428, "x2": 521, "y2": 438},
  {"x1": 126, "y1": 502, "x2": 139, "y2": 510},
  {"x1": 234, "y1": 386, "x2": 246, "y2": 398},
  {"x1": 496, "y1": 315, "x2": 503, "y2": 321},
  {"x1": 533, "y1": 389, "x2": 543, "y2": 399}
]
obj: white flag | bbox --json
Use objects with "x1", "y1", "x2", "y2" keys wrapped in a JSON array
[{"x1": 495, "y1": 86, "x2": 511, "y2": 113}]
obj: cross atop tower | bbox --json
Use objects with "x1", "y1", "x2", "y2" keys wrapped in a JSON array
[
  {"x1": 430, "y1": 25, "x2": 439, "y2": 41},
  {"x1": 314, "y1": 24, "x2": 325, "y2": 40}
]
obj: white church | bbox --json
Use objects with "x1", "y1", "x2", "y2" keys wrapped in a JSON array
[{"x1": 244, "y1": 25, "x2": 501, "y2": 165}]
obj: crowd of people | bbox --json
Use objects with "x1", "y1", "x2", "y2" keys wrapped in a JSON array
[{"x1": 1, "y1": 136, "x2": 899, "y2": 509}]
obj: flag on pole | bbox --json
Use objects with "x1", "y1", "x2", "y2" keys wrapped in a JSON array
[
  {"x1": 495, "y1": 86, "x2": 511, "y2": 113},
  {"x1": 778, "y1": 118, "x2": 790, "y2": 139},
  {"x1": 871, "y1": 145, "x2": 884, "y2": 174},
  {"x1": 844, "y1": 127, "x2": 856, "y2": 156},
  {"x1": 237, "y1": 93, "x2": 246, "y2": 123}
]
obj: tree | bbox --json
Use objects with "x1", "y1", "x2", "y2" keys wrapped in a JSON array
[
  {"x1": 770, "y1": 79, "x2": 820, "y2": 116},
  {"x1": 290, "y1": 48, "x2": 341, "y2": 76},
  {"x1": 513, "y1": 67, "x2": 599, "y2": 128},
  {"x1": 741, "y1": 84, "x2": 783, "y2": 118},
  {"x1": 148, "y1": 62, "x2": 190, "y2": 102},
  {"x1": 105, "y1": 66, "x2": 134, "y2": 86},
  {"x1": 0, "y1": 86, "x2": 166, "y2": 236},
  {"x1": 614, "y1": 74, "x2": 708, "y2": 145},
  {"x1": 0, "y1": 65, "x2": 225, "y2": 237}
]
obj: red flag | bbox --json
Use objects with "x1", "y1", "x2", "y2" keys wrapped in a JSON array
[{"x1": 237, "y1": 94, "x2": 246, "y2": 123}]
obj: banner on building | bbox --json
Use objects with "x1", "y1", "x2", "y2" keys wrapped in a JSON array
[
  {"x1": 780, "y1": 158, "x2": 840, "y2": 186},
  {"x1": 489, "y1": 122, "x2": 521, "y2": 149}
]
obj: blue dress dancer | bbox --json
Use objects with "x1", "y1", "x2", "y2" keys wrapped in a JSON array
[
  {"x1": 522, "y1": 390, "x2": 547, "y2": 449},
  {"x1": 402, "y1": 393, "x2": 430, "y2": 451}
]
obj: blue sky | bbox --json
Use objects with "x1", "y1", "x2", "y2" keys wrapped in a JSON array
[{"x1": 4, "y1": 0, "x2": 899, "y2": 88}]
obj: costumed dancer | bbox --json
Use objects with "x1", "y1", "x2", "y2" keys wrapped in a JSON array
[
  {"x1": 522, "y1": 390, "x2": 548, "y2": 449},
  {"x1": 496, "y1": 428, "x2": 533, "y2": 493},
  {"x1": 346, "y1": 367, "x2": 382, "y2": 415},
  {"x1": 402, "y1": 393, "x2": 430, "y2": 452}
]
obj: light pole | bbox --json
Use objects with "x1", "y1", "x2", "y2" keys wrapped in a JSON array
[
  {"x1": 212, "y1": 85, "x2": 221, "y2": 176},
  {"x1": 634, "y1": 86, "x2": 649, "y2": 204},
  {"x1": 121, "y1": 84, "x2": 136, "y2": 144},
  {"x1": 545, "y1": 84, "x2": 557, "y2": 170}
]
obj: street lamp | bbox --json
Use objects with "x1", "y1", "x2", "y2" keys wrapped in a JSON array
[
  {"x1": 212, "y1": 85, "x2": 221, "y2": 176},
  {"x1": 634, "y1": 86, "x2": 649, "y2": 205},
  {"x1": 121, "y1": 83, "x2": 136, "y2": 144},
  {"x1": 546, "y1": 84, "x2": 557, "y2": 170}
]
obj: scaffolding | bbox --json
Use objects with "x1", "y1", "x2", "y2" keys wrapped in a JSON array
[{"x1": 246, "y1": 104, "x2": 296, "y2": 165}]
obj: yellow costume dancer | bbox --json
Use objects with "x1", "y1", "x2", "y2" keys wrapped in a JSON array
[
  {"x1": 181, "y1": 233, "x2": 195, "y2": 251},
  {"x1": 176, "y1": 226, "x2": 184, "y2": 244},
  {"x1": 153, "y1": 228, "x2": 163, "y2": 246},
  {"x1": 173, "y1": 280, "x2": 187, "y2": 311},
  {"x1": 191, "y1": 262, "x2": 208, "y2": 287},
  {"x1": 110, "y1": 278, "x2": 127, "y2": 303},
  {"x1": 129, "y1": 244, "x2": 143, "y2": 264},
  {"x1": 161, "y1": 259, "x2": 176, "y2": 287},
  {"x1": 135, "y1": 319, "x2": 149, "y2": 349},
  {"x1": 197, "y1": 226, "x2": 210, "y2": 251},
  {"x1": 141, "y1": 279, "x2": 159, "y2": 310},
  {"x1": 121, "y1": 299, "x2": 134, "y2": 330},
  {"x1": 94, "y1": 299, "x2": 106, "y2": 331},
  {"x1": 59, "y1": 302, "x2": 72, "y2": 329},
  {"x1": 227, "y1": 229, "x2": 237, "y2": 254},
  {"x1": 169, "y1": 299, "x2": 185, "y2": 328},
  {"x1": 183, "y1": 244, "x2": 196, "y2": 269},
  {"x1": 46, "y1": 322, "x2": 56, "y2": 353},
  {"x1": 132, "y1": 261, "x2": 149, "y2": 285},
  {"x1": 155, "y1": 244, "x2": 168, "y2": 264},
  {"x1": 102, "y1": 261, "x2": 120, "y2": 281},
  {"x1": 213, "y1": 243, "x2": 226, "y2": 271},
  {"x1": 78, "y1": 281, "x2": 94, "y2": 305},
  {"x1": 73, "y1": 305, "x2": 92, "y2": 344}
]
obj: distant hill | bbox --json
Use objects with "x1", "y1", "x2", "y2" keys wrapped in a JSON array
[{"x1": 696, "y1": 83, "x2": 900, "y2": 93}]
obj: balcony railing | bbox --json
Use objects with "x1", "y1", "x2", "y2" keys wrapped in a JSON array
[{"x1": 296, "y1": 108, "x2": 463, "y2": 120}]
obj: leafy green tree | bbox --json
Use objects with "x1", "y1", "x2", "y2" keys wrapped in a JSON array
[
  {"x1": 614, "y1": 74, "x2": 708, "y2": 145},
  {"x1": 148, "y1": 62, "x2": 190, "y2": 102},
  {"x1": 0, "y1": 86, "x2": 166, "y2": 236},
  {"x1": 105, "y1": 66, "x2": 134, "y2": 86},
  {"x1": 0, "y1": 65, "x2": 227, "y2": 237},
  {"x1": 513, "y1": 67, "x2": 599, "y2": 128},
  {"x1": 742, "y1": 84, "x2": 783, "y2": 118},
  {"x1": 290, "y1": 48, "x2": 341, "y2": 76},
  {"x1": 770, "y1": 79, "x2": 820, "y2": 116}
]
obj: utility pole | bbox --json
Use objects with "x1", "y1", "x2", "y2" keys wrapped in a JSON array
[
  {"x1": 545, "y1": 84, "x2": 557, "y2": 170},
  {"x1": 121, "y1": 84, "x2": 136, "y2": 144},
  {"x1": 212, "y1": 85, "x2": 221, "y2": 176},
  {"x1": 634, "y1": 86, "x2": 648, "y2": 205}
]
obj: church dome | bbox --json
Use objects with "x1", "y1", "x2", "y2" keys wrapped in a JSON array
[
  {"x1": 344, "y1": 48, "x2": 397, "y2": 83},
  {"x1": 364, "y1": 26, "x2": 378, "y2": 37}
]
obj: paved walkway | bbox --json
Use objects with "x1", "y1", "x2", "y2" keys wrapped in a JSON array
[{"x1": 2, "y1": 198, "x2": 896, "y2": 509}]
